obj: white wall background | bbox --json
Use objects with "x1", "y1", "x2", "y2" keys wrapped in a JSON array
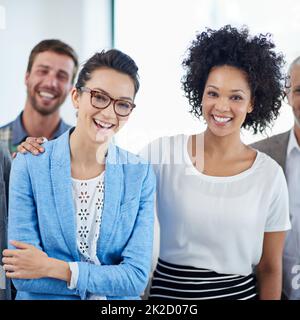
[
  {"x1": 114, "y1": 0, "x2": 299, "y2": 153},
  {"x1": 0, "y1": 0, "x2": 298, "y2": 149},
  {"x1": 0, "y1": 0, "x2": 111, "y2": 127}
]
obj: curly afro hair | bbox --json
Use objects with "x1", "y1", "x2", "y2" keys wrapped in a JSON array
[{"x1": 181, "y1": 25, "x2": 285, "y2": 134}]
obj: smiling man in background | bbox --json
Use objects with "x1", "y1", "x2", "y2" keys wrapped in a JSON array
[{"x1": 0, "y1": 39, "x2": 78, "y2": 154}]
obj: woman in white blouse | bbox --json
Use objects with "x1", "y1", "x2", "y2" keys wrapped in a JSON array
[{"x1": 141, "y1": 25, "x2": 290, "y2": 300}]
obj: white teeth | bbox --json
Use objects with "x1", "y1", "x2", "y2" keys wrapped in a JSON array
[
  {"x1": 213, "y1": 115, "x2": 232, "y2": 123},
  {"x1": 94, "y1": 119, "x2": 113, "y2": 128},
  {"x1": 39, "y1": 91, "x2": 55, "y2": 99}
]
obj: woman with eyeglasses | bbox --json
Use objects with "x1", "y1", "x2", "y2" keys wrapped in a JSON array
[
  {"x1": 141, "y1": 25, "x2": 290, "y2": 300},
  {"x1": 3, "y1": 49, "x2": 156, "y2": 300}
]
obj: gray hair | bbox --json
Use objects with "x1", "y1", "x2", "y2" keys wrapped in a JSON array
[
  {"x1": 288, "y1": 56, "x2": 300, "y2": 77},
  {"x1": 286, "y1": 56, "x2": 300, "y2": 91}
]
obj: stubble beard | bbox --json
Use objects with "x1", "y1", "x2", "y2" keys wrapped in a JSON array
[{"x1": 28, "y1": 89, "x2": 63, "y2": 116}]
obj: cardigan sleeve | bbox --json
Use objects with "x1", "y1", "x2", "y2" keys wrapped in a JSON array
[
  {"x1": 74, "y1": 163, "x2": 156, "y2": 299},
  {"x1": 8, "y1": 153, "x2": 77, "y2": 296}
]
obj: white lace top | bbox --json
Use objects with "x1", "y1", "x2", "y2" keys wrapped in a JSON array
[{"x1": 68, "y1": 171, "x2": 106, "y2": 300}]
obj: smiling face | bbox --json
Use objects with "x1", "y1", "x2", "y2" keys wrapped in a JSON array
[
  {"x1": 287, "y1": 64, "x2": 300, "y2": 128},
  {"x1": 72, "y1": 67, "x2": 135, "y2": 144},
  {"x1": 25, "y1": 51, "x2": 75, "y2": 116},
  {"x1": 201, "y1": 65, "x2": 253, "y2": 137}
]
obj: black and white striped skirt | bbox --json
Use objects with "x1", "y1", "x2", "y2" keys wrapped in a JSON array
[{"x1": 149, "y1": 258, "x2": 257, "y2": 300}]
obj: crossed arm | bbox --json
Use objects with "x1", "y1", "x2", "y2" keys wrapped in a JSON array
[{"x1": 2, "y1": 240, "x2": 71, "y2": 282}]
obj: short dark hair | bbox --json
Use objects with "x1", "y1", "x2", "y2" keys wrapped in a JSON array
[
  {"x1": 26, "y1": 39, "x2": 78, "y2": 83},
  {"x1": 75, "y1": 49, "x2": 140, "y2": 95},
  {"x1": 182, "y1": 25, "x2": 285, "y2": 134}
]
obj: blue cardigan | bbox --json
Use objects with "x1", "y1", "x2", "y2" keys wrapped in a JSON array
[{"x1": 8, "y1": 130, "x2": 155, "y2": 300}]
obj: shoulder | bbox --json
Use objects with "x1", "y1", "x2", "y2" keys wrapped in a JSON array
[
  {"x1": 0, "y1": 142, "x2": 10, "y2": 159},
  {"x1": 0, "y1": 121, "x2": 13, "y2": 142},
  {"x1": 26, "y1": 129, "x2": 71, "y2": 165},
  {"x1": 0, "y1": 121, "x2": 13, "y2": 131},
  {"x1": 13, "y1": 138, "x2": 56, "y2": 172},
  {"x1": 255, "y1": 151, "x2": 285, "y2": 181},
  {"x1": 250, "y1": 130, "x2": 290, "y2": 151},
  {"x1": 0, "y1": 143, "x2": 10, "y2": 176},
  {"x1": 250, "y1": 131, "x2": 290, "y2": 168}
]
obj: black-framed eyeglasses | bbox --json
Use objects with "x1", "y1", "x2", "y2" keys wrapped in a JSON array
[{"x1": 78, "y1": 86, "x2": 136, "y2": 117}]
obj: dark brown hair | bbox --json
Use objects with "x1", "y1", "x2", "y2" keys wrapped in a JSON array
[
  {"x1": 26, "y1": 39, "x2": 79, "y2": 83},
  {"x1": 182, "y1": 25, "x2": 285, "y2": 134},
  {"x1": 75, "y1": 49, "x2": 140, "y2": 95}
]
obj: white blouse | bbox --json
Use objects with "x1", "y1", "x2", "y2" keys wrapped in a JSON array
[
  {"x1": 140, "y1": 134, "x2": 291, "y2": 276},
  {"x1": 68, "y1": 171, "x2": 106, "y2": 300}
]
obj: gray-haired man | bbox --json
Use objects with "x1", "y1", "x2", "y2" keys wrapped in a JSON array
[{"x1": 252, "y1": 56, "x2": 300, "y2": 299}]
